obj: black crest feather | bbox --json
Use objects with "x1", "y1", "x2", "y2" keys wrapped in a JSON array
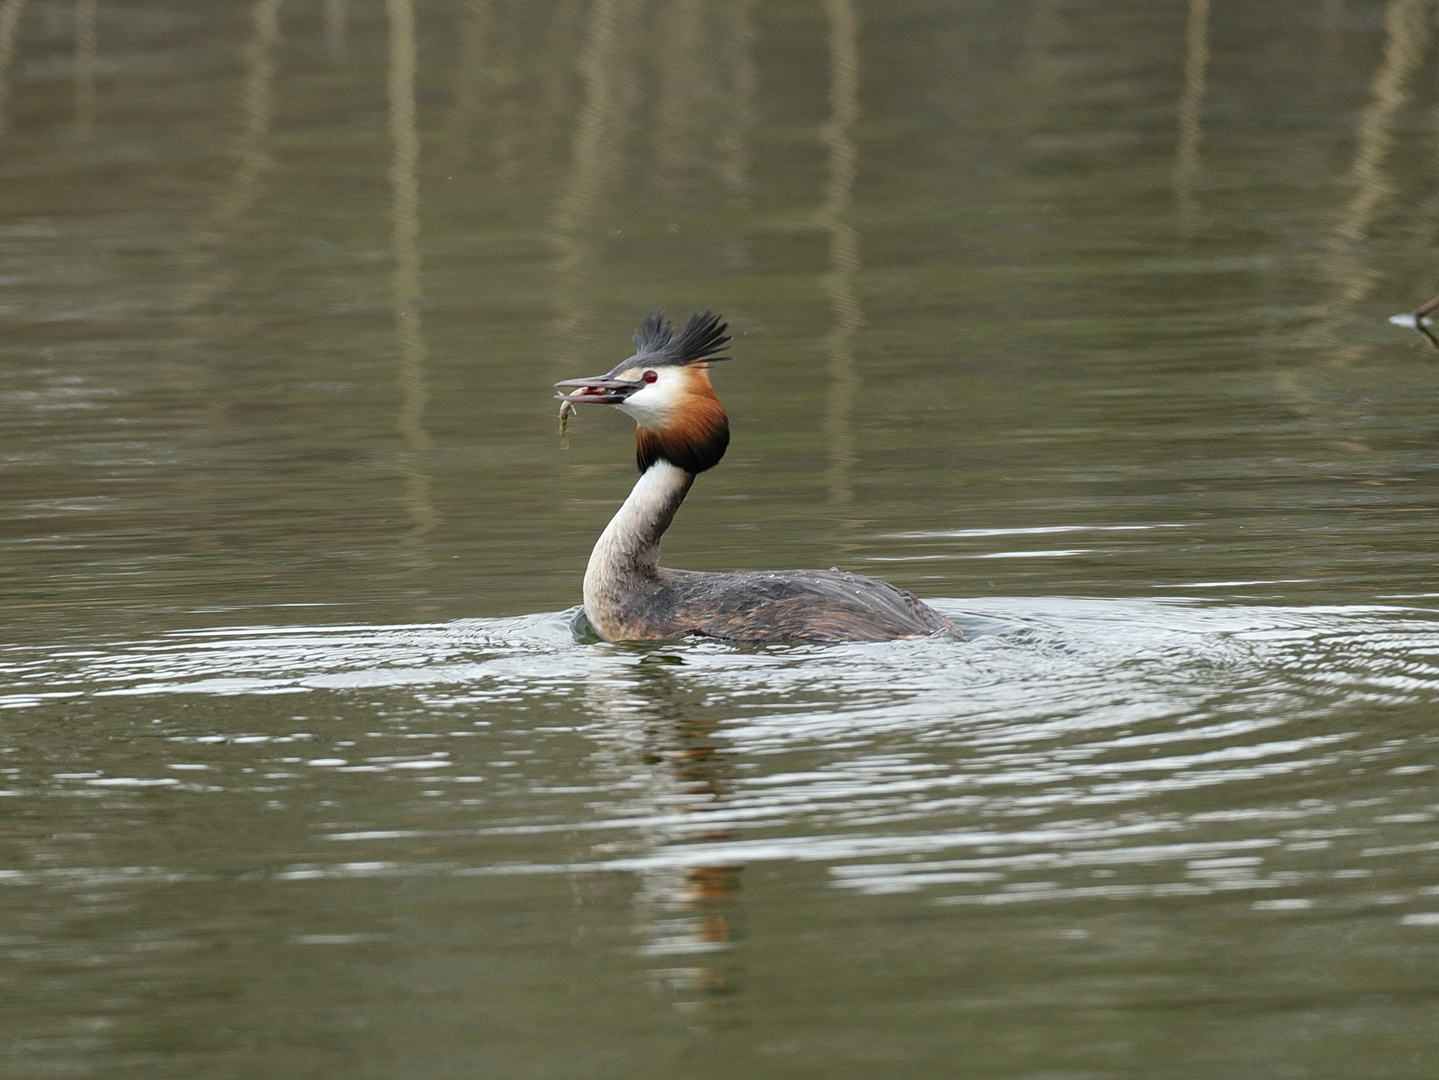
[{"x1": 633, "y1": 310, "x2": 731, "y2": 367}]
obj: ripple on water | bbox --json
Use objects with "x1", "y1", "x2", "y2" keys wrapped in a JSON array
[{"x1": 1, "y1": 597, "x2": 1438, "y2": 921}]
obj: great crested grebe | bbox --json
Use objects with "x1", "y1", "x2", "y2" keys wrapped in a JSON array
[{"x1": 555, "y1": 310, "x2": 962, "y2": 644}]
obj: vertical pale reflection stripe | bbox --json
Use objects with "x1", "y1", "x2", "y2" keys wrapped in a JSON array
[
  {"x1": 205, "y1": 0, "x2": 283, "y2": 237},
  {"x1": 1173, "y1": 0, "x2": 1210, "y2": 237},
  {"x1": 489, "y1": 2, "x2": 525, "y2": 184},
  {"x1": 656, "y1": 0, "x2": 704, "y2": 180},
  {"x1": 817, "y1": 0, "x2": 862, "y2": 506},
  {"x1": 387, "y1": 0, "x2": 440, "y2": 547},
  {"x1": 1416, "y1": 18, "x2": 1439, "y2": 252},
  {"x1": 550, "y1": 0, "x2": 642, "y2": 369},
  {"x1": 0, "y1": 0, "x2": 28, "y2": 138},
  {"x1": 1309, "y1": 0, "x2": 1429, "y2": 364},
  {"x1": 442, "y1": 0, "x2": 492, "y2": 166},
  {"x1": 73, "y1": 0, "x2": 97, "y2": 138},
  {"x1": 323, "y1": 0, "x2": 345, "y2": 59},
  {"x1": 168, "y1": 0, "x2": 283, "y2": 555},
  {"x1": 172, "y1": 0, "x2": 281, "y2": 323},
  {"x1": 717, "y1": 0, "x2": 758, "y2": 269},
  {"x1": 540, "y1": 0, "x2": 586, "y2": 131}
]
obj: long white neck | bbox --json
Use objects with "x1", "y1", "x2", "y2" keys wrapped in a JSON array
[{"x1": 583, "y1": 461, "x2": 693, "y2": 619}]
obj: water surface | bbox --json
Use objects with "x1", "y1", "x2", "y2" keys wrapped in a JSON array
[{"x1": 2, "y1": 1, "x2": 1439, "y2": 1076}]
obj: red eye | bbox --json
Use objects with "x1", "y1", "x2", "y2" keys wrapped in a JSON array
[{"x1": 642, "y1": 370, "x2": 658, "y2": 384}]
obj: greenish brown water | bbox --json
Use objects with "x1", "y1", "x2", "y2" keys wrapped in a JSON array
[{"x1": 3, "y1": 0, "x2": 1439, "y2": 1076}]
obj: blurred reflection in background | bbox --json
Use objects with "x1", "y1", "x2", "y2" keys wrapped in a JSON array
[
  {"x1": 1311, "y1": 0, "x2": 1427, "y2": 365},
  {"x1": 1172, "y1": 0, "x2": 1210, "y2": 239},
  {"x1": 387, "y1": 0, "x2": 440, "y2": 578},
  {"x1": 818, "y1": 0, "x2": 862, "y2": 513},
  {"x1": 72, "y1": 0, "x2": 96, "y2": 137},
  {"x1": 549, "y1": 0, "x2": 644, "y2": 372}
]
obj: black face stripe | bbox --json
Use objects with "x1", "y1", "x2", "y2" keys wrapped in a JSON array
[{"x1": 636, "y1": 416, "x2": 730, "y2": 475}]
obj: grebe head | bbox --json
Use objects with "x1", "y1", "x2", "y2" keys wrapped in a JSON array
[{"x1": 556, "y1": 310, "x2": 732, "y2": 474}]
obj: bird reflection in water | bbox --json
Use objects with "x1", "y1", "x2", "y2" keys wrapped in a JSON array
[
  {"x1": 574, "y1": 657, "x2": 742, "y2": 1016},
  {"x1": 635, "y1": 716, "x2": 740, "y2": 1008}
]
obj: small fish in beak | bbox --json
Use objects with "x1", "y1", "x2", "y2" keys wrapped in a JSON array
[{"x1": 553, "y1": 376, "x2": 642, "y2": 406}]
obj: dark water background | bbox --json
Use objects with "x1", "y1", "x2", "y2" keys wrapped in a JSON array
[{"x1": 3, "y1": 1, "x2": 1439, "y2": 1076}]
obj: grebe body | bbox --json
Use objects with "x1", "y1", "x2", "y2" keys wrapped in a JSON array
[{"x1": 556, "y1": 311, "x2": 961, "y2": 644}]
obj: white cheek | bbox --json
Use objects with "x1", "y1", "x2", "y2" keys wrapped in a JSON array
[{"x1": 616, "y1": 372, "x2": 682, "y2": 428}]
